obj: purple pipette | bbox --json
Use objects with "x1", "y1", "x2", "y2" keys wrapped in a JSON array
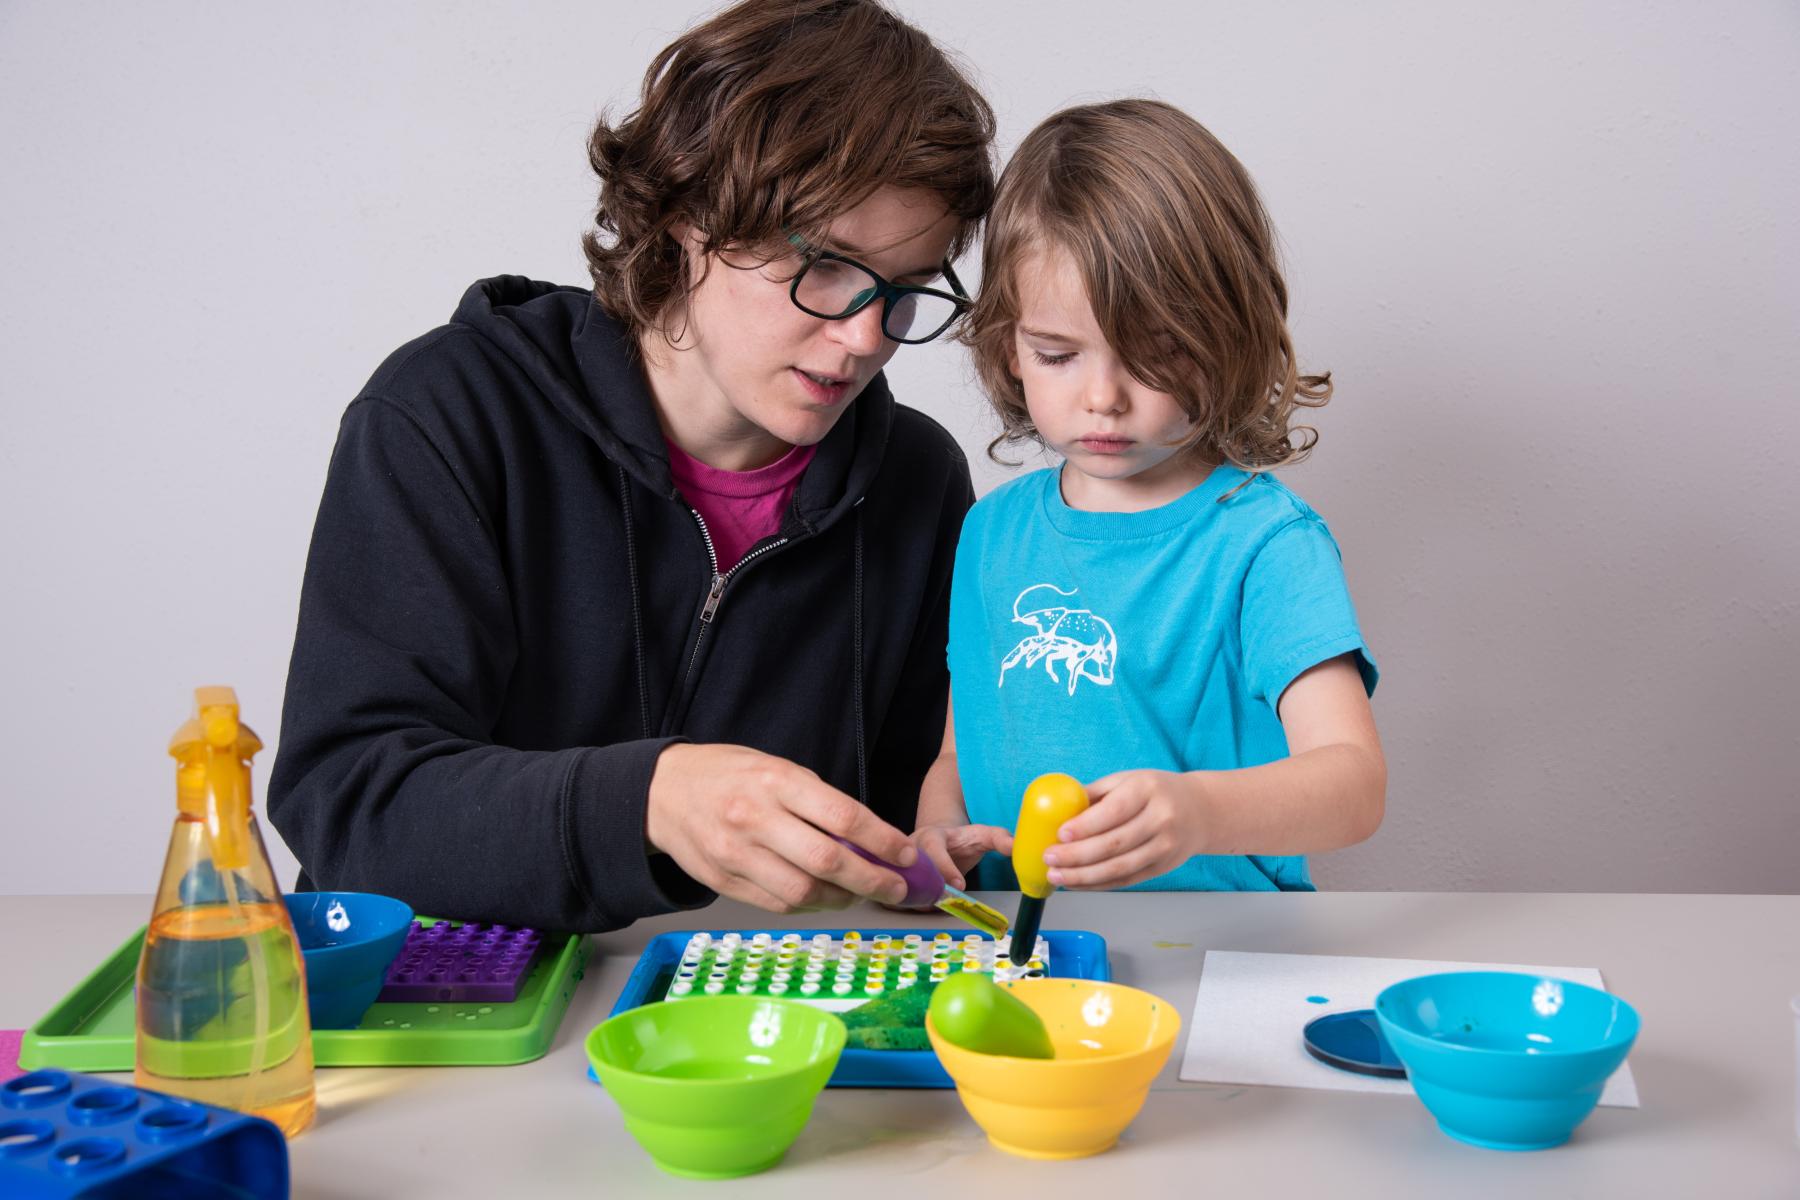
[{"x1": 833, "y1": 836, "x2": 1011, "y2": 938}]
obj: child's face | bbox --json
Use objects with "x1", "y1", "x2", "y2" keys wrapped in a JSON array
[
  {"x1": 671, "y1": 186, "x2": 959, "y2": 457},
  {"x1": 1009, "y1": 247, "x2": 1207, "y2": 507}
]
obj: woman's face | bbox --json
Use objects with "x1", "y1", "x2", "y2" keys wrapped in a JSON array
[{"x1": 660, "y1": 186, "x2": 959, "y2": 463}]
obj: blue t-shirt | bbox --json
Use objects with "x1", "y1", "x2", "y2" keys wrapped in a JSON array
[{"x1": 948, "y1": 463, "x2": 1377, "y2": 892}]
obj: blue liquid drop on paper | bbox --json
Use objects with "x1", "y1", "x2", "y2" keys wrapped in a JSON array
[{"x1": 1306, "y1": 995, "x2": 1329, "y2": 1004}]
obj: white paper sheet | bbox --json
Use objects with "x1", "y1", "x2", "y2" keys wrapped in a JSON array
[{"x1": 1178, "y1": 950, "x2": 1639, "y2": 1108}]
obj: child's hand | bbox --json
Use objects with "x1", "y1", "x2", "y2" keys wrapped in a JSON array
[
  {"x1": 912, "y1": 823, "x2": 1013, "y2": 891},
  {"x1": 1041, "y1": 770, "x2": 1200, "y2": 889}
]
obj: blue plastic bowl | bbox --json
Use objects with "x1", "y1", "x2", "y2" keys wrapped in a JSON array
[
  {"x1": 283, "y1": 892, "x2": 415, "y2": 1030},
  {"x1": 1375, "y1": 971, "x2": 1639, "y2": 1151}
]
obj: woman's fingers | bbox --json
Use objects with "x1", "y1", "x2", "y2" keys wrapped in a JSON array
[
  {"x1": 721, "y1": 849, "x2": 859, "y2": 912},
  {"x1": 766, "y1": 778, "x2": 917, "y2": 903},
  {"x1": 650, "y1": 745, "x2": 913, "y2": 906},
  {"x1": 770, "y1": 821, "x2": 909, "y2": 905},
  {"x1": 785, "y1": 772, "x2": 917, "y2": 867}
]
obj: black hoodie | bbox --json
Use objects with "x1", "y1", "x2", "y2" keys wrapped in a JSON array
[{"x1": 268, "y1": 277, "x2": 973, "y2": 932}]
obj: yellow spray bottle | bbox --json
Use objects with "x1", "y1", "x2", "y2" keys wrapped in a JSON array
[
  {"x1": 135, "y1": 687, "x2": 316, "y2": 1137},
  {"x1": 1008, "y1": 773, "x2": 1090, "y2": 966}
]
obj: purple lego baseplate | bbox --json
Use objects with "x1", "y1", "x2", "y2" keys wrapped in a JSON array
[{"x1": 376, "y1": 921, "x2": 544, "y2": 1004}]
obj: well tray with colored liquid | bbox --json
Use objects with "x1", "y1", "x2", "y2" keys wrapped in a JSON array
[
  {"x1": 664, "y1": 930, "x2": 1050, "y2": 1010},
  {"x1": 604, "y1": 927, "x2": 1109, "y2": 1088}
]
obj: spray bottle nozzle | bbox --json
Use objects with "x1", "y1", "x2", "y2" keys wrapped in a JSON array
[{"x1": 170, "y1": 687, "x2": 263, "y2": 871}]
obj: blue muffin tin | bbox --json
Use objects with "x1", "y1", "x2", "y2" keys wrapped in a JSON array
[
  {"x1": 599, "y1": 927, "x2": 1110, "y2": 1088},
  {"x1": 0, "y1": 1069, "x2": 287, "y2": 1199}
]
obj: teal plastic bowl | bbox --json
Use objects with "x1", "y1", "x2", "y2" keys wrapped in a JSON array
[
  {"x1": 1375, "y1": 971, "x2": 1639, "y2": 1150},
  {"x1": 283, "y1": 892, "x2": 414, "y2": 1029}
]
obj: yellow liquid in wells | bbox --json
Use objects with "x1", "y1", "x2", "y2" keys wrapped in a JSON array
[{"x1": 135, "y1": 902, "x2": 316, "y2": 1136}]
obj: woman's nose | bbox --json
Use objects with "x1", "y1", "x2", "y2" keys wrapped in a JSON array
[{"x1": 828, "y1": 302, "x2": 887, "y2": 357}]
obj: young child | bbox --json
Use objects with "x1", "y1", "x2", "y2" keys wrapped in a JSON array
[{"x1": 913, "y1": 99, "x2": 1384, "y2": 893}]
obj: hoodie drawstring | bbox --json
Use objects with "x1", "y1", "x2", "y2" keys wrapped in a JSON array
[
  {"x1": 852, "y1": 506, "x2": 867, "y2": 806},
  {"x1": 616, "y1": 466, "x2": 651, "y2": 740}
]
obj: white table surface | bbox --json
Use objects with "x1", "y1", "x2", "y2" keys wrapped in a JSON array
[{"x1": 4, "y1": 891, "x2": 1797, "y2": 1198}]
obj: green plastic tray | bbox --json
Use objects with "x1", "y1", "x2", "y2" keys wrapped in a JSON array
[{"x1": 21, "y1": 919, "x2": 589, "y2": 1072}]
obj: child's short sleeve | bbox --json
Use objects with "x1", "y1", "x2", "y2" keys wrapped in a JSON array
[{"x1": 1240, "y1": 516, "x2": 1378, "y2": 712}]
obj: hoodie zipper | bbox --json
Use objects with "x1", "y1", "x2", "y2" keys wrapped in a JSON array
[{"x1": 679, "y1": 508, "x2": 790, "y2": 699}]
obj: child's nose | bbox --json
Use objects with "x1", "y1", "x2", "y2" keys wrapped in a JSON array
[{"x1": 1085, "y1": 377, "x2": 1129, "y2": 416}]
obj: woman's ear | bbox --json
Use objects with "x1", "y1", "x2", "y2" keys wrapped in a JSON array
[
  {"x1": 665, "y1": 220, "x2": 712, "y2": 298},
  {"x1": 657, "y1": 221, "x2": 709, "y2": 350},
  {"x1": 668, "y1": 221, "x2": 709, "y2": 275}
]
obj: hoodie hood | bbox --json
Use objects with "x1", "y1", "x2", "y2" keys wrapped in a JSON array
[{"x1": 449, "y1": 275, "x2": 893, "y2": 535}]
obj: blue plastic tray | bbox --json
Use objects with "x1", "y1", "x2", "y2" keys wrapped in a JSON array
[
  {"x1": 0, "y1": 1069, "x2": 288, "y2": 1199},
  {"x1": 596, "y1": 927, "x2": 1110, "y2": 1088}
]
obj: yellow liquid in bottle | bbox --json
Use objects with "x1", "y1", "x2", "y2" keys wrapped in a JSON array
[{"x1": 135, "y1": 902, "x2": 316, "y2": 1137}]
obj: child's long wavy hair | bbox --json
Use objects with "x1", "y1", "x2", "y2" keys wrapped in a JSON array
[{"x1": 963, "y1": 99, "x2": 1329, "y2": 471}]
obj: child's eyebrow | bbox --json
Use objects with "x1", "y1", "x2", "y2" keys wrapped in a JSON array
[{"x1": 1019, "y1": 326, "x2": 1078, "y2": 343}]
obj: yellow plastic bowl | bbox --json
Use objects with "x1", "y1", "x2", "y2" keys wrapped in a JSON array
[{"x1": 926, "y1": 978, "x2": 1180, "y2": 1159}]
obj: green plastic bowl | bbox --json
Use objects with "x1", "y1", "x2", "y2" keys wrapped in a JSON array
[{"x1": 586, "y1": 997, "x2": 846, "y2": 1179}]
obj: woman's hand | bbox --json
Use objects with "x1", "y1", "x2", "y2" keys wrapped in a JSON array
[{"x1": 644, "y1": 743, "x2": 917, "y2": 912}]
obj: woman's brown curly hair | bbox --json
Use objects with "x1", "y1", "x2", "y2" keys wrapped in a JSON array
[
  {"x1": 961, "y1": 99, "x2": 1330, "y2": 471},
  {"x1": 583, "y1": 0, "x2": 996, "y2": 340}
]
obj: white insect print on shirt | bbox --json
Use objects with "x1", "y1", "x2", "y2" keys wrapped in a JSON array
[{"x1": 999, "y1": 584, "x2": 1119, "y2": 696}]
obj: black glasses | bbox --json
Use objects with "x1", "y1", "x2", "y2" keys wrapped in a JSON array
[{"x1": 785, "y1": 232, "x2": 971, "y2": 345}]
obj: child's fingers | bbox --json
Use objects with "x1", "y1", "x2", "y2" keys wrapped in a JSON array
[
  {"x1": 1054, "y1": 783, "x2": 1145, "y2": 843},
  {"x1": 943, "y1": 825, "x2": 1011, "y2": 856},
  {"x1": 1062, "y1": 855, "x2": 1167, "y2": 890},
  {"x1": 940, "y1": 826, "x2": 1012, "y2": 888},
  {"x1": 930, "y1": 850, "x2": 962, "y2": 889},
  {"x1": 968, "y1": 824, "x2": 1014, "y2": 857},
  {"x1": 1084, "y1": 772, "x2": 1128, "y2": 799},
  {"x1": 1046, "y1": 827, "x2": 1165, "y2": 889},
  {"x1": 1043, "y1": 816, "x2": 1154, "y2": 872},
  {"x1": 914, "y1": 829, "x2": 963, "y2": 889},
  {"x1": 931, "y1": 847, "x2": 965, "y2": 890}
]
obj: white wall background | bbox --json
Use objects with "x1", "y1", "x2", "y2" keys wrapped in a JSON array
[{"x1": 3, "y1": 1, "x2": 1795, "y2": 896}]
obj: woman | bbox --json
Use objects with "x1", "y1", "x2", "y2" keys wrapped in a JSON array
[{"x1": 268, "y1": 0, "x2": 999, "y2": 931}]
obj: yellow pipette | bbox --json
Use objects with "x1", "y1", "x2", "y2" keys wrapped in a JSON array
[{"x1": 1008, "y1": 773, "x2": 1090, "y2": 966}]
